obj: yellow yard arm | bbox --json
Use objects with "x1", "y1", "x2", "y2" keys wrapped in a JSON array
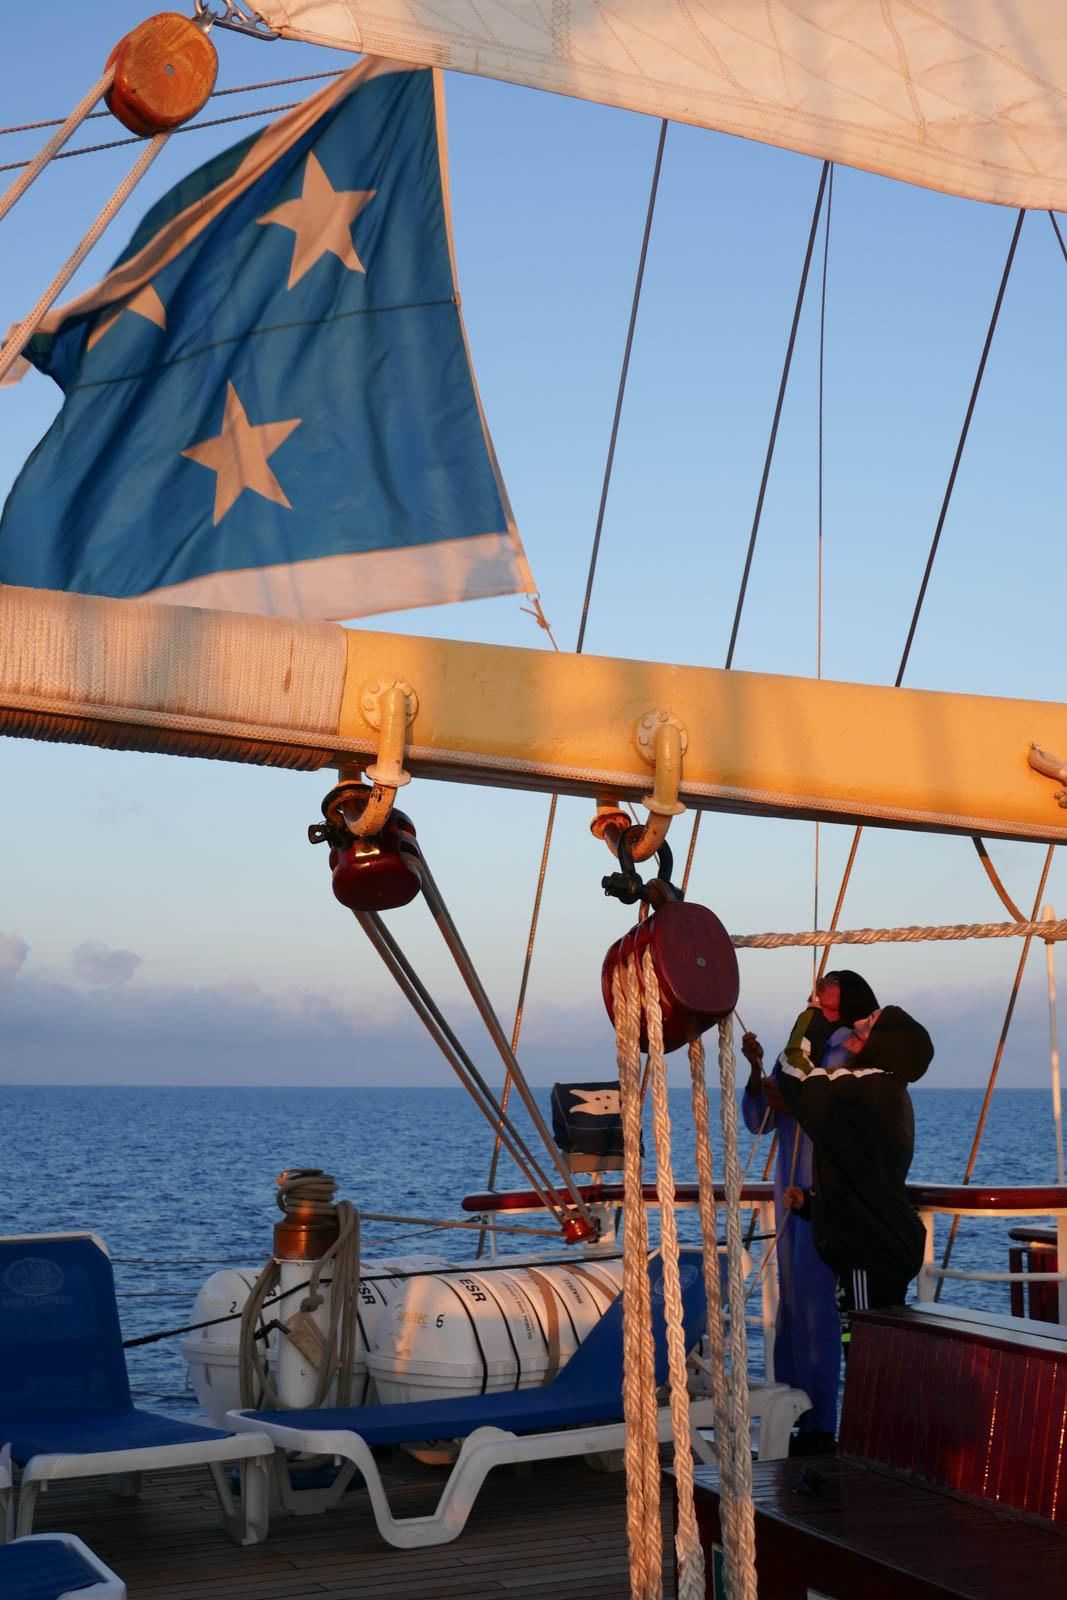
[{"x1": 2, "y1": 583, "x2": 1066, "y2": 844}]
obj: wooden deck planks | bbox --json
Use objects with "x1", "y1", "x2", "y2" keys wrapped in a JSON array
[{"x1": 27, "y1": 1456, "x2": 676, "y2": 1598}]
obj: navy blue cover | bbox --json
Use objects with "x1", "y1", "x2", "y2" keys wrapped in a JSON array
[
  {"x1": 244, "y1": 1250, "x2": 707, "y2": 1443},
  {"x1": 0, "y1": 1539, "x2": 103, "y2": 1599},
  {"x1": 550, "y1": 1082, "x2": 628, "y2": 1159},
  {"x1": 0, "y1": 1236, "x2": 231, "y2": 1464}
]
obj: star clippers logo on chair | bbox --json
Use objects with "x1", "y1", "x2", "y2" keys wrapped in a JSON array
[
  {"x1": 3, "y1": 1257, "x2": 65, "y2": 1297},
  {"x1": 652, "y1": 1261, "x2": 701, "y2": 1301}
]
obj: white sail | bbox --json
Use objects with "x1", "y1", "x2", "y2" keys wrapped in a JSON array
[{"x1": 258, "y1": 1, "x2": 1067, "y2": 210}]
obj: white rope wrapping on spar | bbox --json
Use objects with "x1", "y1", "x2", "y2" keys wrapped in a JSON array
[
  {"x1": 640, "y1": 950, "x2": 704, "y2": 1600},
  {"x1": 614, "y1": 958, "x2": 661, "y2": 1599},
  {"x1": 733, "y1": 918, "x2": 1067, "y2": 948},
  {"x1": 0, "y1": 128, "x2": 169, "y2": 385},
  {"x1": 0, "y1": 66, "x2": 116, "y2": 228}
]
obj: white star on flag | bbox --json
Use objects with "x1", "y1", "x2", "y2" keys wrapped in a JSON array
[
  {"x1": 181, "y1": 382, "x2": 301, "y2": 526},
  {"x1": 86, "y1": 284, "x2": 167, "y2": 351},
  {"x1": 257, "y1": 152, "x2": 376, "y2": 290}
]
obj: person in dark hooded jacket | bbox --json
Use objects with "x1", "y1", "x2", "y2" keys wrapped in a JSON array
[{"x1": 773, "y1": 970, "x2": 933, "y2": 1358}]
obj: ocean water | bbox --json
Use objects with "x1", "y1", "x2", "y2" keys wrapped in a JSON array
[{"x1": 3, "y1": 1085, "x2": 1062, "y2": 1416}]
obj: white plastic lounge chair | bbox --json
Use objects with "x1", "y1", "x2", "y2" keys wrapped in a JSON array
[
  {"x1": 0, "y1": 1232, "x2": 274, "y2": 1545},
  {"x1": 229, "y1": 1250, "x2": 809, "y2": 1548}
]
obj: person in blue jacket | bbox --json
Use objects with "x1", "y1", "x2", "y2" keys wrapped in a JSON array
[{"x1": 739, "y1": 977, "x2": 877, "y2": 1453}]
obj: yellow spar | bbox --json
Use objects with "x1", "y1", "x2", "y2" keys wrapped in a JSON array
[{"x1": 2, "y1": 582, "x2": 1066, "y2": 844}]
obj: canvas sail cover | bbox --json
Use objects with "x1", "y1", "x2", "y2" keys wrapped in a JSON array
[
  {"x1": 0, "y1": 61, "x2": 533, "y2": 620},
  {"x1": 256, "y1": 2, "x2": 1067, "y2": 211}
]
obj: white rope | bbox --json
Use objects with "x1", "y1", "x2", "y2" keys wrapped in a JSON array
[
  {"x1": 716, "y1": 1016, "x2": 758, "y2": 1600},
  {"x1": 613, "y1": 954, "x2": 760, "y2": 1599},
  {"x1": 686, "y1": 1031, "x2": 741, "y2": 1595},
  {"x1": 733, "y1": 917, "x2": 1067, "y2": 948},
  {"x1": 614, "y1": 958, "x2": 662, "y2": 1600},
  {"x1": 641, "y1": 950, "x2": 704, "y2": 1600},
  {"x1": 0, "y1": 66, "x2": 115, "y2": 227},
  {"x1": 0, "y1": 131, "x2": 169, "y2": 385}
]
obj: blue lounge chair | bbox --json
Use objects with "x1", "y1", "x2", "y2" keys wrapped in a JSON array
[
  {"x1": 0, "y1": 1455, "x2": 125, "y2": 1597},
  {"x1": 229, "y1": 1249, "x2": 808, "y2": 1547},
  {"x1": 0, "y1": 1534, "x2": 126, "y2": 1600},
  {"x1": 0, "y1": 1233, "x2": 273, "y2": 1545}
]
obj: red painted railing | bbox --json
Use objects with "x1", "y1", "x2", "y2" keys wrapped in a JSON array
[{"x1": 461, "y1": 1183, "x2": 1067, "y2": 1213}]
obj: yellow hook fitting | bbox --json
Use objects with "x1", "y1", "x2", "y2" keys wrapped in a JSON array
[
  {"x1": 629, "y1": 711, "x2": 687, "y2": 862},
  {"x1": 638, "y1": 715, "x2": 687, "y2": 819},
  {"x1": 363, "y1": 678, "x2": 416, "y2": 790},
  {"x1": 338, "y1": 675, "x2": 418, "y2": 837}
]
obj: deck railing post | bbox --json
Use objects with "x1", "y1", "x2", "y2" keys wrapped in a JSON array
[{"x1": 917, "y1": 1210, "x2": 936, "y2": 1302}]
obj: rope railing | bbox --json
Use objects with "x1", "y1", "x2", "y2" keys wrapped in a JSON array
[{"x1": 732, "y1": 917, "x2": 1067, "y2": 949}]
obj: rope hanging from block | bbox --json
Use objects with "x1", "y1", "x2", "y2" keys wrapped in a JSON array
[{"x1": 613, "y1": 954, "x2": 757, "y2": 1600}]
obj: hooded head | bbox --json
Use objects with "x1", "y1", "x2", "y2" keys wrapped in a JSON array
[{"x1": 817, "y1": 969, "x2": 879, "y2": 1027}]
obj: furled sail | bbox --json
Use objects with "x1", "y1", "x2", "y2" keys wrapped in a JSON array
[
  {"x1": 257, "y1": 2, "x2": 1067, "y2": 211},
  {"x1": 0, "y1": 60, "x2": 533, "y2": 620}
]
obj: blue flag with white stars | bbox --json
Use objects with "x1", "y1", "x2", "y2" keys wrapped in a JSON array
[{"x1": 0, "y1": 61, "x2": 533, "y2": 619}]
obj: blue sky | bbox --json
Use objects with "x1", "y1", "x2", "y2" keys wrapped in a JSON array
[{"x1": 0, "y1": 3, "x2": 1065, "y2": 1108}]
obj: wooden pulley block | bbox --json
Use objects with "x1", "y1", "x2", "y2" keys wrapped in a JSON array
[
  {"x1": 602, "y1": 900, "x2": 739, "y2": 1054},
  {"x1": 105, "y1": 13, "x2": 218, "y2": 136}
]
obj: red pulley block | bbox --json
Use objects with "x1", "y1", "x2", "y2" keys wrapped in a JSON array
[
  {"x1": 602, "y1": 900, "x2": 739, "y2": 1054},
  {"x1": 329, "y1": 811, "x2": 423, "y2": 914}
]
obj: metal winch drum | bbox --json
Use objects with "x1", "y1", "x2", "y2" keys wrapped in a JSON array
[{"x1": 601, "y1": 900, "x2": 740, "y2": 1053}]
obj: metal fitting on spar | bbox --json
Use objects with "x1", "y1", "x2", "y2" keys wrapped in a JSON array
[
  {"x1": 1029, "y1": 742, "x2": 1067, "y2": 809},
  {"x1": 590, "y1": 712, "x2": 688, "y2": 864},
  {"x1": 340, "y1": 676, "x2": 419, "y2": 837}
]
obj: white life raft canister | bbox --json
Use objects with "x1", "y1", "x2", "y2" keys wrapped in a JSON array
[{"x1": 367, "y1": 1256, "x2": 625, "y2": 1406}]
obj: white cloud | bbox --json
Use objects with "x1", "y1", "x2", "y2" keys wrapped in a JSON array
[
  {"x1": 72, "y1": 940, "x2": 143, "y2": 987},
  {"x1": 0, "y1": 932, "x2": 28, "y2": 989},
  {"x1": 0, "y1": 925, "x2": 1057, "y2": 1088}
]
